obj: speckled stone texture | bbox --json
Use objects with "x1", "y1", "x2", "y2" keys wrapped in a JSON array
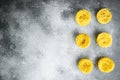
[{"x1": 0, "y1": 0, "x2": 120, "y2": 80}]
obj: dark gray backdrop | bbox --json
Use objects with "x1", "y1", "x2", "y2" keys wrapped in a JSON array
[{"x1": 0, "y1": 0, "x2": 120, "y2": 80}]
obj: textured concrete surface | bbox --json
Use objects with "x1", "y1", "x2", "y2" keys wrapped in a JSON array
[{"x1": 0, "y1": 0, "x2": 120, "y2": 80}]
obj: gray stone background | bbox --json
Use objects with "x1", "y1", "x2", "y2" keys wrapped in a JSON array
[{"x1": 0, "y1": 0, "x2": 120, "y2": 80}]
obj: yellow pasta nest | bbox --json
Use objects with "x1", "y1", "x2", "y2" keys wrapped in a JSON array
[
  {"x1": 97, "y1": 8, "x2": 112, "y2": 24},
  {"x1": 96, "y1": 32, "x2": 112, "y2": 48},
  {"x1": 75, "y1": 9, "x2": 91, "y2": 26},
  {"x1": 98, "y1": 57, "x2": 115, "y2": 73},
  {"x1": 75, "y1": 33, "x2": 91, "y2": 48},
  {"x1": 78, "y1": 58, "x2": 93, "y2": 74}
]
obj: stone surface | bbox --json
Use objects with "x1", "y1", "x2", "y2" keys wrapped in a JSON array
[{"x1": 0, "y1": 0, "x2": 120, "y2": 80}]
